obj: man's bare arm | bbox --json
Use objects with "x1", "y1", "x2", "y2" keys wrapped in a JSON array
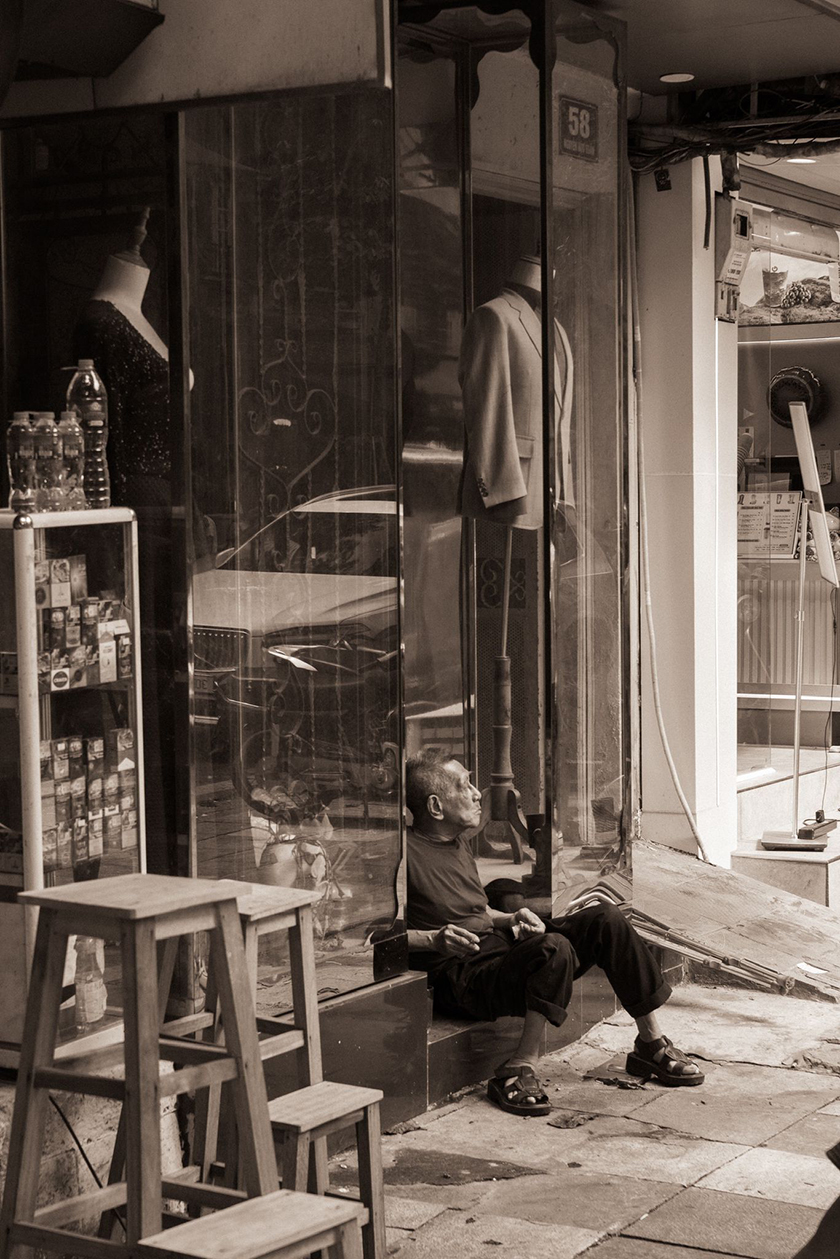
[{"x1": 407, "y1": 925, "x2": 481, "y2": 957}]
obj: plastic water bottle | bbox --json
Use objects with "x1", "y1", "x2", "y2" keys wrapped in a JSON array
[
  {"x1": 58, "y1": 410, "x2": 87, "y2": 510},
  {"x1": 6, "y1": 411, "x2": 36, "y2": 511},
  {"x1": 66, "y1": 360, "x2": 109, "y2": 508},
  {"x1": 74, "y1": 935, "x2": 107, "y2": 1031},
  {"x1": 32, "y1": 411, "x2": 63, "y2": 511}
]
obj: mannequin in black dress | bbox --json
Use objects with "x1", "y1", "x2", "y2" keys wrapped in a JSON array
[{"x1": 73, "y1": 210, "x2": 180, "y2": 874}]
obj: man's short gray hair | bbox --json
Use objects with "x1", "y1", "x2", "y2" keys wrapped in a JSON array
[{"x1": 405, "y1": 749, "x2": 457, "y2": 822}]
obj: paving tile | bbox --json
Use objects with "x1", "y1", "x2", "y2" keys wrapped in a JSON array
[
  {"x1": 393, "y1": 1183, "x2": 494, "y2": 1212},
  {"x1": 764, "y1": 1110, "x2": 840, "y2": 1158},
  {"x1": 547, "y1": 1076, "x2": 658, "y2": 1119},
  {"x1": 621, "y1": 1186, "x2": 825, "y2": 1259},
  {"x1": 527, "y1": 1114, "x2": 749, "y2": 1185},
  {"x1": 697, "y1": 1145, "x2": 840, "y2": 1209},
  {"x1": 380, "y1": 1147, "x2": 544, "y2": 1187},
  {"x1": 584, "y1": 1240, "x2": 745, "y2": 1259},
  {"x1": 388, "y1": 1209, "x2": 599, "y2": 1259},
  {"x1": 628, "y1": 1060, "x2": 840, "y2": 1145},
  {"x1": 586, "y1": 986, "x2": 840, "y2": 1071},
  {"x1": 474, "y1": 1170, "x2": 681, "y2": 1233},
  {"x1": 819, "y1": 1099, "x2": 840, "y2": 1116},
  {"x1": 385, "y1": 1197, "x2": 449, "y2": 1230}
]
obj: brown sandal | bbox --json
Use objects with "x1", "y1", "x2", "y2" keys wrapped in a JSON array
[
  {"x1": 487, "y1": 1064, "x2": 552, "y2": 1116},
  {"x1": 626, "y1": 1035, "x2": 705, "y2": 1087}
]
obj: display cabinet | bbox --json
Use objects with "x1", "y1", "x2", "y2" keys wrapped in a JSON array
[{"x1": 0, "y1": 507, "x2": 146, "y2": 1064}]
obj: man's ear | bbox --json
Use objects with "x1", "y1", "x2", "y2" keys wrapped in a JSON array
[{"x1": 427, "y1": 793, "x2": 445, "y2": 820}]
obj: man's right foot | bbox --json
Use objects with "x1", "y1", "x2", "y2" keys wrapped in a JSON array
[{"x1": 487, "y1": 1062, "x2": 551, "y2": 1116}]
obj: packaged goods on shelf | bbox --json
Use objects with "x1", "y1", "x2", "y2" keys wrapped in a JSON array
[
  {"x1": 0, "y1": 823, "x2": 23, "y2": 876},
  {"x1": 104, "y1": 813, "x2": 121, "y2": 853},
  {"x1": 49, "y1": 558, "x2": 70, "y2": 608},
  {"x1": 0, "y1": 652, "x2": 17, "y2": 695},
  {"x1": 42, "y1": 827, "x2": 57, "y2": 870},
  {"x1": 68, "y1": 555, "x2": 87, "y2": 602},
  {"x1": 107, "y1": 727, "x2": 135, "y2": 772},
  {"x1": 34, "y1": 560, "x2": 49, "y2": 608},
  {"x1": 87, "y1": 815, "x2": 103, "y2": 858},
  {"x1": 51, "y1": 739, "x2": 69, "y2": 781}
]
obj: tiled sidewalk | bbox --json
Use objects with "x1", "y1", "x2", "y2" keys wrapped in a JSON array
[{"x1": 335, "y1": 985, "x2": 840, "y2": 1258}]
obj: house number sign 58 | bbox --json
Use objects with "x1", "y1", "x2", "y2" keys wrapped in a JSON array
[{"x1": 558, "y1": 97, "x2": 599, "y2": 162}]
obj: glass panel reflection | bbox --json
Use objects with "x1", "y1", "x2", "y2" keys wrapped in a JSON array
[{"x1": 185, "y1": 92, "x2": 402, "y2": 1010}]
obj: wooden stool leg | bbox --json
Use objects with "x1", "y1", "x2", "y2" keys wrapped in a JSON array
[
  {"x1": 279, "y1": 1132, "x2": 310, "y2": 1193},
  {"x1": 289, "y1": 905, "x2": 323, "y2": 1086},
  {"x1": 121, "y1": 918, "x2": 162, "y2": 1244},
  {"x1": 309, "y1": 1136, "x2": 330, "y2": 1195},
  {"x1": 209, "y1": 900, "x2": 276, "y2": 1196},
  {"x1": 99, "y1": 935, "x2": 179, "y2": 1238},
  {"x1": 356, "y1": 1102, "x2": 385, "y2": 1259},
  {"x1": 191, "y1": 954, "x2": 223, "y2": 1187},
  {"x1": 0, "y1": 910, "x2": 67, "y2": 1259},
  {"x1": 332, "y1": 1219, "x2": 364, "y2": 1259}
]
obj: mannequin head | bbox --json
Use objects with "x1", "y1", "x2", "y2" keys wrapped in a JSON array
[
  {"x1": 92, "y1": 207, "x2": 151, "y2": 309},
  {"x1": 508, "y1": 253, "x2": 541, "y2": 294}
]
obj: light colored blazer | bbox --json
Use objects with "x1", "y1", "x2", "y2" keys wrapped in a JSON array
[{"x1": 458, "y1": 287, "x2": 573, "y2": 530}]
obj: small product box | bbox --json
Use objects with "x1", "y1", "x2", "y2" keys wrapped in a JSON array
[
  {"x1": 118, "y1": 769, "x2": 137, "y2": 813},
  {"x1": 68, "y1": 645, "x2": 87, "y2": 688},
  {"x1": 120, "y1": 809, "x2": 138, "y2": 850},
  {"x1": 51, "y1": 739, "x2": 69, "y2": 782},
  {"x1": 104, "y1": 813, "x2": 122, "y2": 853},
  {"x1": 103, "y1": 772, "x2": 120, "y2": 817},
  {"x1": 39, "y1": 609, "x2": 51, "y2": 652},
  {"x1": 55, "y1": 780, "x2": 72, "y2": 826},
  {"x1": 65, "y1": 604, "x2": 81, "y2": 648},
  {"x1": 0, "y1": 826, "x2": 23, "y2": 876},
  {"x1": 98, "y1": 640, "x2": 117, "y2": 684},
  {"x1": 87, "y1": 814, "x2": 104, "y2": 859},
  {"x1": 68, "y1": 737, "x2": 84, "y2": 778},
  {"x1": 0, "y1": 653, "x2": 17, "y2": 696},
  {"x1": 81, "y1": 598, "x2": 99, "y2": 646},
  {"x1": 107, "y1": 728, "x2": 135, "y2": 773},
  {"x1": 40, "y1": 741, "x2": 52, "y2": 780},
  {"x1": 42, "y1": 827, "x2": 58, "y2": 870},
  {"x1": 49, "y1": 558, "x2": 71, "y2": 608},
  {"x1": 34, "y1": 560, "x2": 50, "y2": 609},
  {"x1": 56, "y1": 822, "x2": 72, "y2": 869},
  {"x1": 71, "y1": 817, "x2": 89, "y2": 865},
  {"x1": 85, "y1": 645, "x2": 100, "y2": 686},
  {"x1": 85, "y1": 736, "x2": 105, "y2": 768},
  {"x1": 50, "y1": 608, "x2": 66, "y2": 653},
  {"x1": 116, "y1": 632, "x2": 132, "y2": 680},
  {"x1": 69, "y1": 555, "x2": 88, "y2": 603},
  {"x1": 41, "y1": 779, "x2": 57, "y2": 830},
  {"x1": 50, "y1": 666, "x2": 70, "y2": 692},
  {"x1": 37, "y1": 652, "x2": 50, "y2": 694},
  {"x1": 70, "y1": 776, "x2": 87, "y2": 819}
]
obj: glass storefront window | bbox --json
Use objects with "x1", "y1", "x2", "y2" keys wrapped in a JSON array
[
  {"x1": 398, "y1": 2, "x2": 629, "y2": 903},
  {"x1": 737, "y1": 204, "x2": 840, "y2": 794},
  {"x1": 184, "y1": 91, "x2": 402, "y2": 1012}
]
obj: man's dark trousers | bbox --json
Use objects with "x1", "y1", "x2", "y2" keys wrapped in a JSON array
[{"x1": 426, "y1": 904, "x2": 672, "y2": 1027}]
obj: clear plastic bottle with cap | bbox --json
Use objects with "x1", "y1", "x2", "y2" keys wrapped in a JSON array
[
  {"x1": 32, "y1": 411, "x2": 64, "y2": 511},
  {"x1": 66, "y1": 359, "x2": 109, "y2": 508},
  {"x1": 5, "y1": 411, "x2": 36, "y2": 511},
  {"x1": 58, "y1": 410, "x2": 87, "y2": 510}
]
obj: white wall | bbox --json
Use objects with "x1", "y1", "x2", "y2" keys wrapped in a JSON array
[
  {"x1": 2, "y1": 0, "x2": 390, "y2": 120},
  {"x1": 637, "y1": 157, "x2": 739, "y2": 867}
]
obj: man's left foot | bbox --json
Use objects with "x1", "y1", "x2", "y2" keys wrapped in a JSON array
[{"x1": 626, "y1": 1034, "x2": 705, "y2": 1087}]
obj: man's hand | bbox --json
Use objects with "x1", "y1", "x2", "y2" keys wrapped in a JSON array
[
  {"x1": 512, "y1": 907, "x2": 545, "y2": 939},
  {"x1": 432, "y1": 924, "x2": 481, "y2": 958}
]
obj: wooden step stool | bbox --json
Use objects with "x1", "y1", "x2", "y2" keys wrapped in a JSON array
[
  {"x1": 0, "y1": 874, "x2": 280, "y2": 1259},
  {"x1": 196, "y1": 883, "x2": 386, "y2": 1259},
  {"x1": 269, "y1": 1081, "x2": 384, "y2": 1259},
  {"x1": 138, "y1": 1189, "x2": 365, "y2": 1259}
]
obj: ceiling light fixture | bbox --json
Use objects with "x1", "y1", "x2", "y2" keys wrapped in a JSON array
[
  {"x1": 659, "y1": 72, "x2": 695, "y2": 84},
  {"x1": 787, "y1": 157, "x2": 817, "y2": 164}
]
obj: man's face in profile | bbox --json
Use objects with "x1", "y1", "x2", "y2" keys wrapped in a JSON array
[{"x1": 431, "y1": 760, "x2": 482, "y2": 832}]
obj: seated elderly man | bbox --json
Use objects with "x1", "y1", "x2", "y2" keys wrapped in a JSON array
[{"x1": 405, "y1": 749, "x2": 703, "y2": 1116}]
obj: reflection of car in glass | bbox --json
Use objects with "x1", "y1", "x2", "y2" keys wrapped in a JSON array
[{"x1": 192, "y1": 488, "x2": 400, "y2": 829}]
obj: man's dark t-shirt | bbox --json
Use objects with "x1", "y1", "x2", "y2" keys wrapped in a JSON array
[{"x1": 406, "y1": 827, "x2": 492, "y2": 972}]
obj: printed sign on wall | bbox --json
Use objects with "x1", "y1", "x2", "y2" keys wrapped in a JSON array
[{"x1": 558, "y1": 97, "x2": 599, "y2": 162}]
